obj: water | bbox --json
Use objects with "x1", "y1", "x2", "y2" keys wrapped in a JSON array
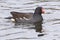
[{"x1": 0, "y1": 0, "x2": 60, "y2": 40}]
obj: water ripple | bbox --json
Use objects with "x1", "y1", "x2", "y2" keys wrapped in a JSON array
[
  {"x1": 6, "y1": 37, "x2": 37, "y2": 40},
  {"x1": 0, "y1": 31, "x2": 25, "y2": 37}
]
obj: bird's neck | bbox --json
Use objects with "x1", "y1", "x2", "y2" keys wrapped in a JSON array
[{"x1": 34, "y1": 12, "x2": 41, "y2": 15}]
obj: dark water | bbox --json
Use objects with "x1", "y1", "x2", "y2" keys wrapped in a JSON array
[{"x1": 0, "y1": 0, "x2": 60, "y2": 40}]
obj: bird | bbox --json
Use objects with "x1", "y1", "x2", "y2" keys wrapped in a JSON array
[
  {"x1": 11, "y1": 7, "x2": 45, "y2": 33},
  {"x1": 10, "y1": 7, "x2": 45, "y2": 22},
  {"x1": 5, "y1": 7, "x2": 45, "y2": 33}
]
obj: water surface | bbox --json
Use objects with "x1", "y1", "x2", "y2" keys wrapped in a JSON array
[{"x1": 0, "y1": 0, "x2": 60, "y2": 40}]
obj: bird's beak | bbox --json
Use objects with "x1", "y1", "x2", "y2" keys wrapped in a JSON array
[{"x1": 42, "y1": 8, "x2": 45, "y2": 14}]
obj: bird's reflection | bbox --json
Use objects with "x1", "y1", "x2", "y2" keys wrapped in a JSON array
[
  {"x1": 34, "y1": 21, "x2": 43, "y2": 33},
  {"x1": 14, "y1": 21, "x2": 44, "y2": 37}
]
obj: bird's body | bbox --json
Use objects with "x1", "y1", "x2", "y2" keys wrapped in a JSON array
[{"x1": 10, "y1": 7, "x2": 44, "y2": 23}]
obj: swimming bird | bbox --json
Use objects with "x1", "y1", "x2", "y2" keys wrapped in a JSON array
[
  {"x1": 10, "y1": 7, "x2": 45, "y2": 33},
  {"x1": 5, "y1": 7, "x2": 45, "y2": 33},
  {"x1": 10, "y1": 7, "x2": 45, "y2": 22}
]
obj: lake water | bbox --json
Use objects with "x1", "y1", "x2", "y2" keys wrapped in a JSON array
[{"x1": 0, "y1": 0, "x2": 60, "y2": 40}]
